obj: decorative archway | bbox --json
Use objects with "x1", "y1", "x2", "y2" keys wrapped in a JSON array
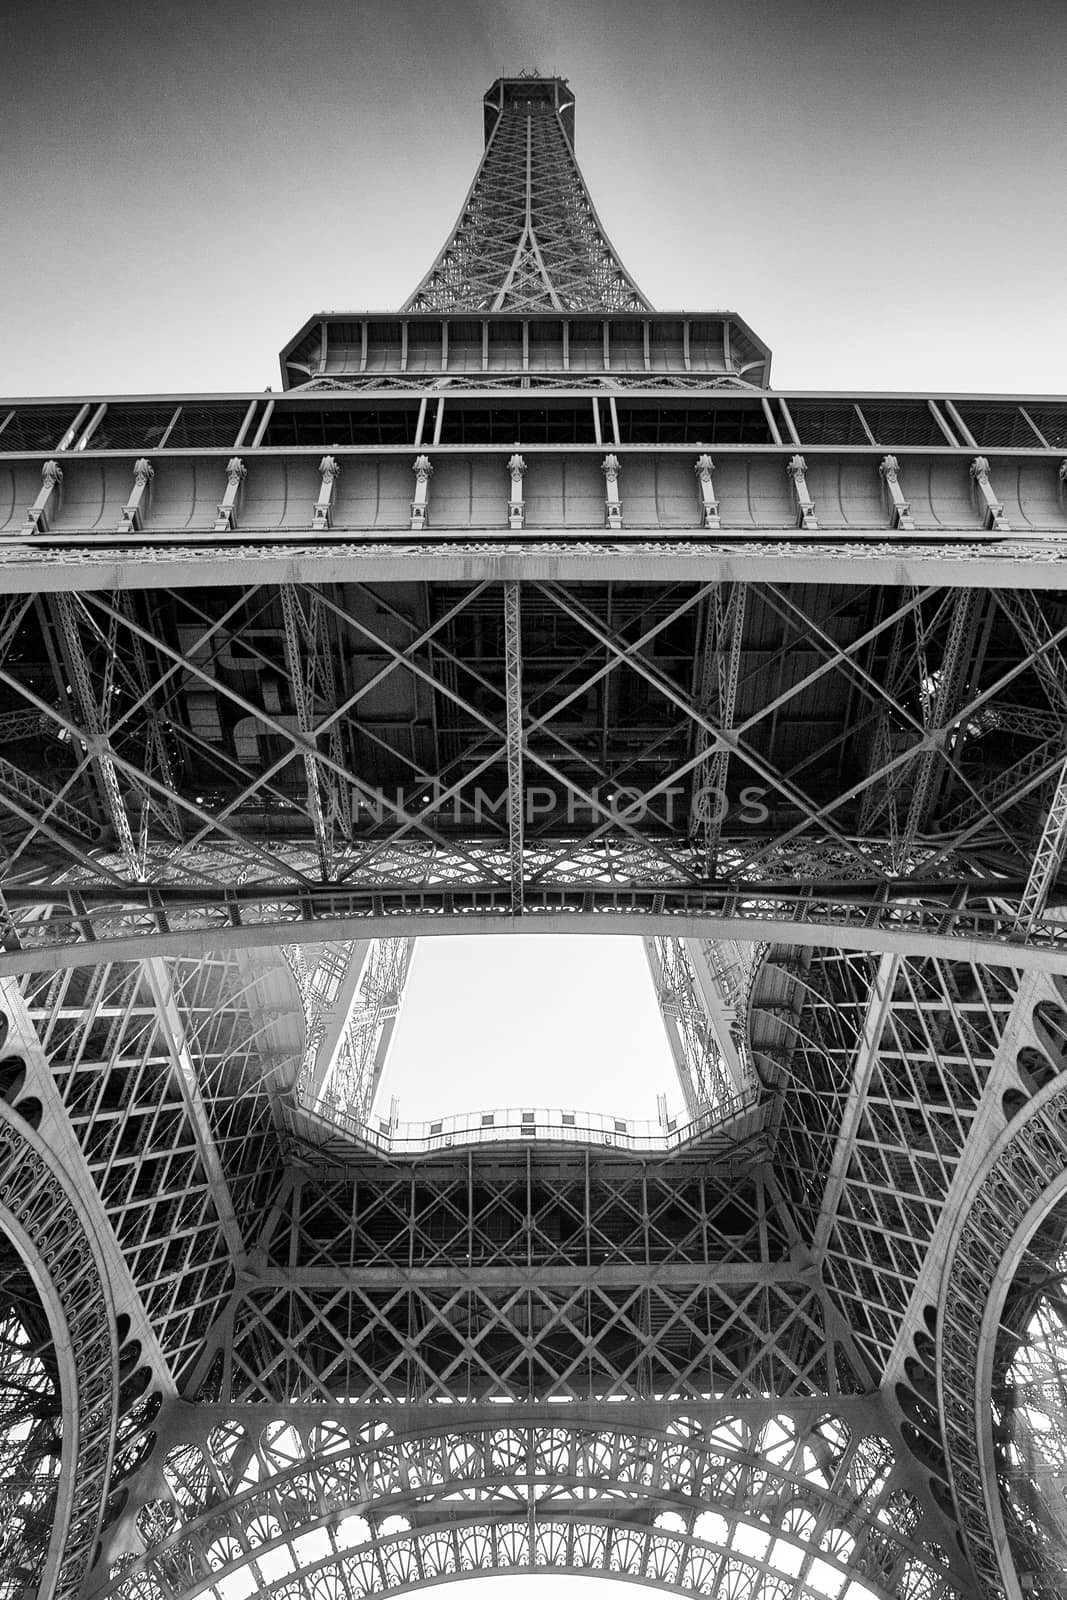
[
  {"x1": 938, "y1": 1074, "x2": 1067, "y2": 1599},
  {"x1": 103, "y1": 1412, "x2": 958, "y2": 1600},
  {"x1": 0, "y1": 1095, "x2": 119, "y2": 1598}
]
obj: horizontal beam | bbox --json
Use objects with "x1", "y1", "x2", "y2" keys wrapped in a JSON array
[
  {"x1": 248, "y1": 1262, "x2": 802, "y2": 1290},
  {"x1": 4, "y1": 538, "x2": 1067, "y2": 592},
  {"x1": 2, "y1": 904, "x2": 1066, "y2": 978},
  {"x1": 153, "y1": 1394, "x2": 887, "y2": 1440}
]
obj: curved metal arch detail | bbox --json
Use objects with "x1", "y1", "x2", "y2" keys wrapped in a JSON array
[
  {"x1": 0, "y1": 1095, "x2": 120, "y2": 1599},
  {"x1": 108, "y1": 1517, "x2": 951, "y2": 1600},
  {"x1": 7, "y1": 901, "x2": 1067, "y2": 984},
  {"x1": 103, "y1": 1414, "x2": 959, "y2": 1600},
  {"x1": 937, "y1": 1074, "x2": 1067, "y2": 1599}
]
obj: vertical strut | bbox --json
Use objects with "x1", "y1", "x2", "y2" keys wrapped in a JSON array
[
  {"x1": 504, "y1": 581, "x2": 524, "y2": 916},
  {"x1": 53, "y1": 592, "x2": 140, "y2": 875}
]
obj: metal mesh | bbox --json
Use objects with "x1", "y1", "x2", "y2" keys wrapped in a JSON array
[
  {"x1": 0, "y1": 406, "x2": 81, "y2": 452},
  {"x1": 857, "y1": 403, "x2": 948, "y2": 447},
  {"x1": 265, "y1": 406, "x2": 421, "y2": 446},
  {"x1": 786, "y1": 403, "x2": 871, "y2": 446},
  {"x1": 89, "y1": 405, "x2": 178, "y2": 451},
  {"x1": 616, "y1": 404, "x2": 772, "y2": 444},
  {"x1": 1025, "y1": 405, "x2": 1067, "y2": 449},
  {"x1": 166, "y1": 405, "x2": 247, "y2": 449},
  {"x1": 952, "y1": 403, "x2": 1044, "y2": 449}
]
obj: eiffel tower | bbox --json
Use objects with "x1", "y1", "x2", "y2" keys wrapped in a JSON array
[{"x1": 2, "y1": 70, "x2": 1067, "y2": 1600}]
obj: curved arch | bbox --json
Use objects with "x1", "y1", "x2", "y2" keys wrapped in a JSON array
[
  {"x1": 106, "y1": 1511, "x2": 951, "y2": 1600},
  {"x1": 5, "y1": 906, "x2": 1067, "y2": 983},
  {"x1": 103, "y1": 1415, "x2": 956, "y2": 1600},
  {"x1": 937, "y1": 1074, "x2": 1067, "y2": 1599},
  {"x1": 0, "y1": 1097, "x2": 119, "y2": 1599}
]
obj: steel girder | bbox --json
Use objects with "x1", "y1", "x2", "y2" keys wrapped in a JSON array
[{"x1": 3, "y1": 577, "x2": 1067, "y2": 954}]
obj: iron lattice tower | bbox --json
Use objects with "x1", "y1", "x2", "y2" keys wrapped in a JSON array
[
  {"x1": 1, "y1": 71, "x2": 1067, "y2": 1600},
  {"x1": 403, "y1": 76, "x2": 650, "y2": 313}
]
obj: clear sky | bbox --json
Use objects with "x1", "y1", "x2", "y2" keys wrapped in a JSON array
[{"x1": 4, "y1": 0, "x2": 1065, "y2": 397}]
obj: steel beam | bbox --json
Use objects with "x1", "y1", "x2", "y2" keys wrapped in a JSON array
[{"x1": 503, "y1": 579, "x2": 524, "y2": 914}]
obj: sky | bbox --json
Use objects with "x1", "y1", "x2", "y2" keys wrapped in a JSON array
[
  {"x1": 3, "y1": 0, "x2": 1065, "y2": 397},
  {"x1": 380, "y1": 935, "x2": 682, "y2": 1124},
  {"x1": 5, "y1": 7, "x2": 1061, "y2": 1597}
]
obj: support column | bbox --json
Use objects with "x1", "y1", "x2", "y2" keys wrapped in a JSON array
[{"x1": 504, "y1": 580, "x2": 524, "y2": 914}]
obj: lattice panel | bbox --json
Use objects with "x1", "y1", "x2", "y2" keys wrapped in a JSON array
[
  {"x1": 264, "y1": 1160, "x2": 788, "y2": 1272},
  {"x1": 19, "y1": 955, "x2": 289, "y2": 1377},
  {"x1": 219, "y1": 1275, "x2": 859, "y2": 1406},
  {"x1": 821, "y1": 959, "x2": 1020, "y2": 1372},
  {"x1": 756, "y1": 949, "x2": 877, "y2": 1239}
]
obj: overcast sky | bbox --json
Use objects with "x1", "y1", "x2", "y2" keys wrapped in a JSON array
[{"x1": 4, "y1": 0, "x2": 1065, "y2": 397}]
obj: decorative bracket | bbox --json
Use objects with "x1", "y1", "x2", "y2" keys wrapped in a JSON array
[
  {"x1": 601, "y1": 453, "x2": 622, "y2": 531},
  {"x1": 313, "y1": 455, "x2": 341, "y2": 531},
  {"x1": 410, "y1": 454, "x2": 433, "y2": 531},
  {"x1": 879, "y1": 455, "x2": 915, "y2": 531},
  {"x1": 117, "y1": 458, "x2": 155, "y2": 533},
  {"x1": 786, "y1": 454, "x2": 818, "y2": 530},
  {"x1": 21, "y1": 459, "x2": 63, "y2": 535},
  {"x1": 214, "y1": 457, "x2": 247, "y2": 532},
  {"x1": 694, "y1": 453, "x2": 720, "y2": 529},
  {"x1": 970, "y1": 455, "x2": 1009, "y2": 531},
  {"x1": 507, "y1": 453, "x2": 526, "y2": 530}
]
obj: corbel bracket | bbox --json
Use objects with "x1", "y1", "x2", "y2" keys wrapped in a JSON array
[
  {"x1": 313, "y1": 455, "x2": 341, "y2": 531},
  {"x1": 694, "y1": 453, "x2": 720, "y2": 529},
  {"x1": 879, "y1": 454, "x2": 915, "y2": 531},
  {"x1": 410, "y1": 454, "x2": 434, "y2": 531},
  {"x1": 970, "y1": 455, "x2": 1009, "y2": 531},
  {"x1": 215, "y1": 457, "x2": 247, "y2": 532},
  {"x1": 117, "y1": 458, "x2": 154, "y2": 533},
  {"x1": 602, "y1": 453, "x2": 623, "y2": 531},
  {"x1": 507, "y1": 453, "x2": 526, "y2": 530},
  {"x1": 21, "y1": 459, "x2": 63, "y2": 535},
  {"x1": 786, "y1": 454, "x2": 818, "y2": 530}
]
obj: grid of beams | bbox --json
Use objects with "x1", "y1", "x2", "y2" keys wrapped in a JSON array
[{"x1": 3, "y1": 579, "x2": 1067, "y2": 958}]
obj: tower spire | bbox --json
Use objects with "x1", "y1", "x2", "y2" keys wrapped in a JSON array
[{"x1": 403, "y1": 74, "x2": 651, "y2": 314}]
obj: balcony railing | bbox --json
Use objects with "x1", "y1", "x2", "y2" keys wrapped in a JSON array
[{"x1": 304, "y1": 1086, "x2": 760, "y2": 1156}]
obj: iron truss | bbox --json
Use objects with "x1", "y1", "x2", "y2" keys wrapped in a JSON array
[
  {"x1": 4, "y1": 68, "x2": 1067, "y2": 1600},
  {"x1": 2, "y1": 578, "x2": 1067, "y2": 961},
  {"x1": 403, "y1": 76, "x2": 650, "y2": 314}
]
